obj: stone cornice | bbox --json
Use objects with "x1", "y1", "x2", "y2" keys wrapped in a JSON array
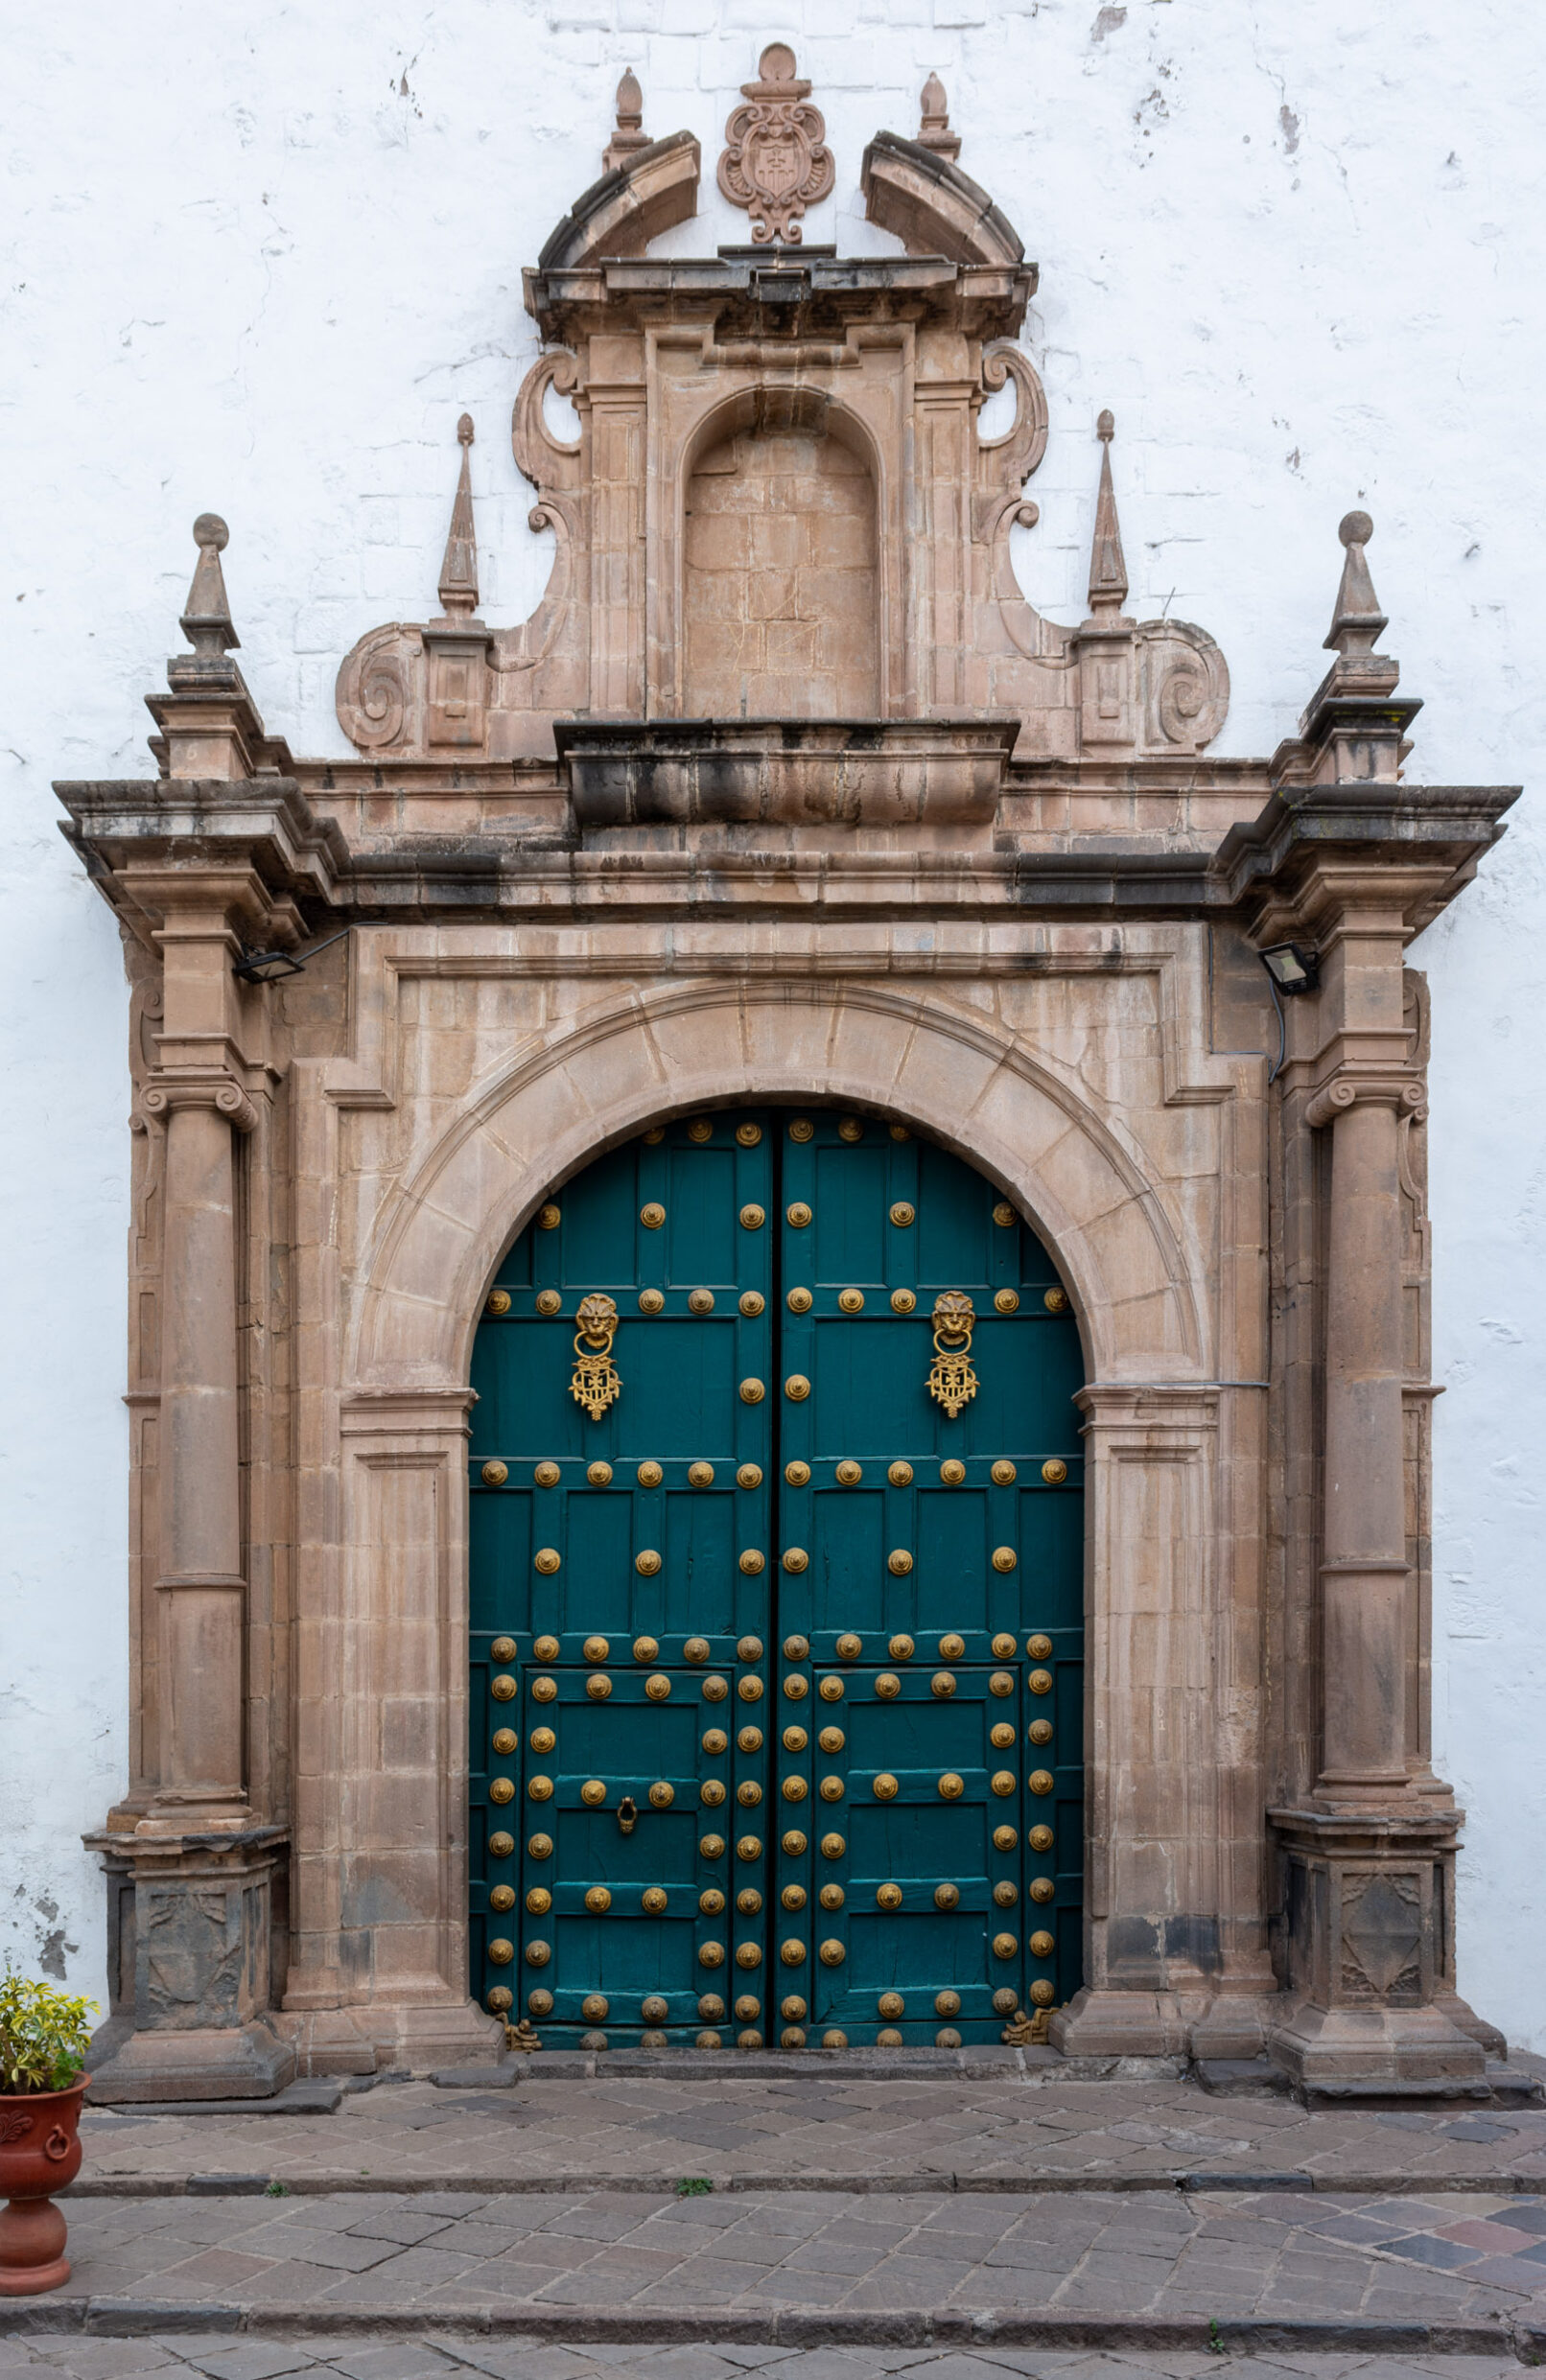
[
  {"x1": 1216, "y1": 778, "x2": 1520, "y2": 938},
  {"x1": 525, "y1": 247, "x2": 1035, "y2": 347},
  {"x1": 57, "y1": 766, "x2": 1519, "y2": 939}
]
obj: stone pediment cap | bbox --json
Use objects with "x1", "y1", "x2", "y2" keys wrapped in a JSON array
[
  {"x1": 861, "y1": 130, "x2": 1029, "y2": 272},
  {"x1": 536, "y1": 129, "x2": 701, "y2": 273}
]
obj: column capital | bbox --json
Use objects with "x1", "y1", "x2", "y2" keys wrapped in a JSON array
[
  {"x1": 1304, "y1": 1072, "x2": 1427, "y2": 1130},
  {"x1": 141, "y1": 1068, "x2": 259, "y2": 1134}
]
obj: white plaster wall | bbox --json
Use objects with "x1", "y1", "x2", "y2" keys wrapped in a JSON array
[{"x1": 2, "y1": 0, "x2": 1540, "y2": 2042}]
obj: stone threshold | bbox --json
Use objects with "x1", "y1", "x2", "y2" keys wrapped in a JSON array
[
  {"x1": 5, "y1": 2301, "x2": 1542, "y2": 2360},
  {"x1": 79, "y1": 2044, "x2": 1544, "y2": 2109},
  {"x1": 60, "y1": 2168, "x2": 1546, "y2": 2198}
]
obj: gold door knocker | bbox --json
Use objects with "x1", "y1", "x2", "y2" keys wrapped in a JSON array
[
  {"x1": 571, "y1": 1292, "x2": 621, "y2": 1419},
  {"x1": 617, "y1": 1794, "x2": 639, "y2": 1835},
  {"x1": 927, "y1": 1292, "x2": 978, "y2": 1419}
]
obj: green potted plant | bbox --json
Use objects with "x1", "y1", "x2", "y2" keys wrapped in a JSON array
[{"x1": 0, "y1": 1968, "x2": 98, "y2": 2296}]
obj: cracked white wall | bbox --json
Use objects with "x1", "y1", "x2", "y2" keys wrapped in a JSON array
[{"x1": 2, "y1": 0, "x2": 1542, "y2": 2045}]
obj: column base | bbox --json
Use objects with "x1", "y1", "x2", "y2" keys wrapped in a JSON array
[
  {"x1": 1049, "y1": 1987, "x2": 1195, "y2": 2061},
  {"x1": 85, "y1": 2014, "x2": 295, "y2": 2104},
  {"x1": 1051, "y1": 1982, "x2": 1277, "y2": 2064},
  {"x1": 274, "y1": 1996, "x2": 504, "y2": 2077}
]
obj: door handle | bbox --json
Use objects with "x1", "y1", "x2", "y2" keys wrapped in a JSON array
[{"x1": 617, "y1": 1794, "x2": 638, "y2": 1835}]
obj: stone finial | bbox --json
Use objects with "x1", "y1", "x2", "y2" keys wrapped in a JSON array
[
  {"x1": 436, "y1": 414, "x2": 480, "y2": 619},
  {"x1": 717, "y1": 43, "x2": 835, "y2": 245},
  {"x1": 1323, "y1": 508, "x2": 1388, "y2": 658},
  {"x1": 1088, "y1": 410, "x2": 1130, "y2": 617},
  {"x1": 179, "y1": 513, "x2": 240, "y2": 657},
  {"x1": 603, "y1": 67, "x2": 650, "y2": 174},
  {"x1": 918, "y1": 73, "x2": 962, "y2": 162}
]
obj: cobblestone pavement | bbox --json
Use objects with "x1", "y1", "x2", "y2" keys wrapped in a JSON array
[
  {"x1": 14, "y1": 2186, "x2": 1546, "y2": 2325},
  {"x1": 71, "y1": 2075, "x2": 1546, "y2": 2194},
  {"x1": 0, "y1": 2329, "x2": 1534, "y2": 2380}
]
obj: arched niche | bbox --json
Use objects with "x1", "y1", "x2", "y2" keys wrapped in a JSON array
[{"x1": 681, "y1": 386, "x2": 880, "y2": 718}]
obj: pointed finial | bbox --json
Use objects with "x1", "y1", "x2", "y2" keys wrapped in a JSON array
[
  {"x1": 919, "y1": 72, "x2": 962, "y2": 161},
  {"x1": 179, "y1": 513, "x2": 240, "y2": 657},
  {"x1": 1088, "y1": 411, "x2": 1129, "y2": 618},
  {"x1": 1323, "y1": 508, "x2": 1388, "y2": 657},
  {"x1": 603, "y1": 66, "x2": 650, "y2": 172},
  {"x1": 436, "y1": 415, "x2": 480, "y2": 619}
]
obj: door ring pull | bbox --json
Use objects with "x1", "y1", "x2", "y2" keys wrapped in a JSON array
[{"x1": 618, "y1": 1794, "x2": 639, "y2": 1835}]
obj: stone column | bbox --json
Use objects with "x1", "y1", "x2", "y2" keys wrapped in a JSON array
[
  {"x1": 1266, "y1": 1001, "x2": 1493, "y2": 2090},
  {"x1": 138, "y1": 1080, "x2": 252, "y2": 1831},
  {"x1": 86, "y1": 994, "x2": 293, "y2": 2099},
  {"x1": 1311, "y1": 1078, "x2": 1425, "y2": 1797}
]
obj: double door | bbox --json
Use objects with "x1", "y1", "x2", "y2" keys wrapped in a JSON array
[{"x1": 469, "y1": 1108, "x2": 1084, "y2": 2047}]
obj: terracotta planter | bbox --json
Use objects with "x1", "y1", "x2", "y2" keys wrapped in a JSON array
[{"x1": 0, "y1": 2080, "x2": 87, "y2": 2296}]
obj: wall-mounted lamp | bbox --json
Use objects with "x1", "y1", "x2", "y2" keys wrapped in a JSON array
[
  {"x1": 233, "y1": 925, "x2": 351, "y2": 985},
  {"x1": 1257, "y1": 942, "x2": 1320, "y2": 1085},
  {"x1": 1258, "y1": 942, "x2": 1321, "y2": 995}
]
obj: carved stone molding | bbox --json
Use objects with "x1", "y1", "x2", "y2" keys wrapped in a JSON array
[
  {"x1": 861, "y1": 130, "x2": 1026, "y2": 268},
  {"x1": 716, "y1": 44, "x2": 834, "y2": 245},
  {"x1": 535, "y1": 129, "x2": 701, "y2": 271}
]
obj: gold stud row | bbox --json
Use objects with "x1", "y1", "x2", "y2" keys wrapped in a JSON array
[
  {"x1": 485, "y1": 1822, "x2": 1057, "y2": 1866},
  {"x1": 481, "y1": 1453, "x2": 1071, "y2": 1487},
  {"x1": 489, "y1": 1280, "x2": 1069, "y2": 1318}
]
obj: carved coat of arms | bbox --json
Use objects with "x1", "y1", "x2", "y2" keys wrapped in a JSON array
[{"x1": 717, "y1": 44, "x2": 834, "y2": 245}]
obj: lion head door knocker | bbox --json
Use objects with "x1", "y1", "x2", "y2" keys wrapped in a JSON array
[
  {"x1": 571, "y1": 1293, "x2": 621, "y2": 1420},
  {"x1": 927, "y1": 1292, "x2": 978, "y2": 1420},
  {"x1": 716, "y1": 45, "x2": 835, "y2": 246}
]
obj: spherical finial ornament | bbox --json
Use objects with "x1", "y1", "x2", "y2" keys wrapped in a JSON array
[
  {"x1": 1339, "y1": 509, "x2": 1373, "y2": 548},
  {"x1": 1097, "y1": 408, "x2": 1115, "y2": 442},
  {"x1": 759, "y1": 41, "x2": 797, "y2": 81},
  {"x1": 192, "y1": 512, "x2": 229, "y2": 552}
]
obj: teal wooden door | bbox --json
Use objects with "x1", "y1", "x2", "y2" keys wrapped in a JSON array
[{"x1": 469, "y1": 1108, "x2": 1084, "y2": 2048}]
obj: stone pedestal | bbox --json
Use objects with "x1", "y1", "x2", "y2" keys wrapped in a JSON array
[
  {"x1": 1267, "y1": 1808, "x2": 1487, "y2": 2089},
  {"x1": 84, "y1": 1829, "x2": 294, "y2": 2103}
]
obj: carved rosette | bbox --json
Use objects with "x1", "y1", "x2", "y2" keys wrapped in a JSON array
[{"x1": 716, "y1": 45, "x2": 834, "y2": 245}]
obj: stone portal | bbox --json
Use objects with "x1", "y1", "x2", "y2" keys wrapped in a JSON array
[{"x1": 59, "y1": 55, "x2": 1518, "y2": 2100}]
